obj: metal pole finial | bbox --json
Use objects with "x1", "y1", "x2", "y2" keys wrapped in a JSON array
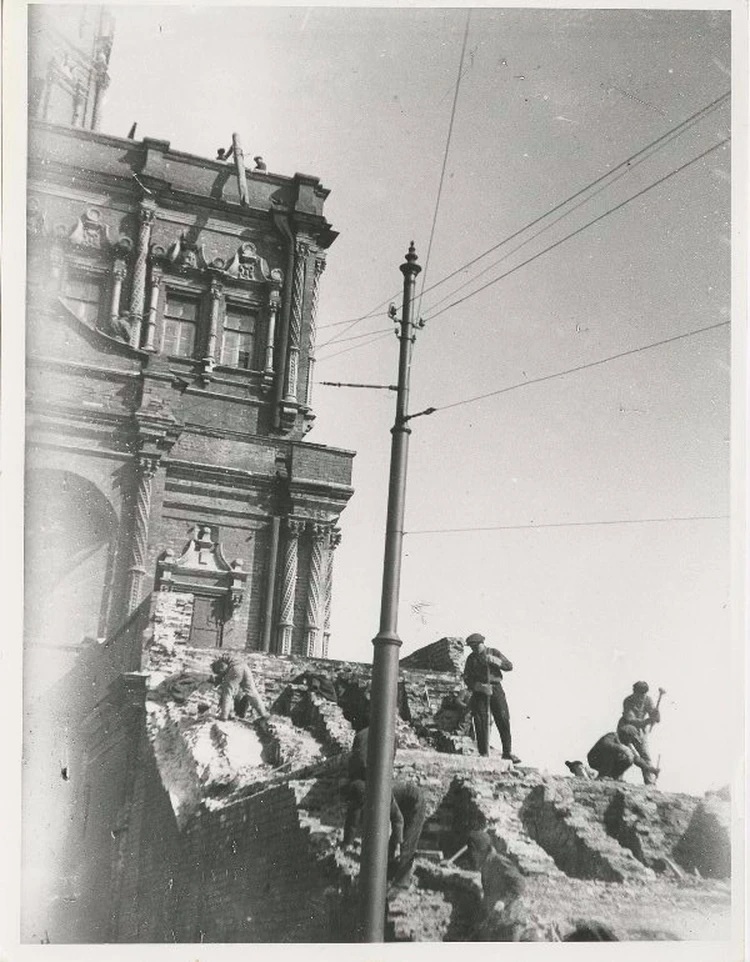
[{"x1": 401, "y1": 242, "x2": 421, "y2": 277}]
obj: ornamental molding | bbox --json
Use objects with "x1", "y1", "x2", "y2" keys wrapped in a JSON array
[
  {"x1": 156, "y1": 524, "x2": 248, "y2": 616},
  {"x1": 223, "y1": 241, "x2": 276, "y2": 284},
  {"x1": 167, "y1": 232, "x2": 208, "y2": 272},
  {"x1": 69, "y1": 207, "x2": 112, "y2": 251}
]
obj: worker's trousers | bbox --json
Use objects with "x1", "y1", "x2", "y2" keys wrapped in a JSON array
[
  {"x1": 617, "y1": 723, "x2": 654, "y2": 784},
  {"x1": 470, "y1": 684, "x2": 512, "y2": 757}
]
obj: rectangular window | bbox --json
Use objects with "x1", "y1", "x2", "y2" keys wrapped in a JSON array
[
  {"x1": 163, "y1": 292, "x2": 198, "y2": 358},
  {"x1": 64, "y1": 274, "x2": 103, "y2": 324},
  {"x1": 222, "y1": 305, "x2": 256, "y2": 370}
]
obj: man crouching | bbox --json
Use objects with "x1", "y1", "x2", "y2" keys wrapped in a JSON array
[{"x1": 211, "y1": 652, "x2": 270, "y2": 727}]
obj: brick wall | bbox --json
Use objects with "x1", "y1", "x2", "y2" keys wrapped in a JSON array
[{"x1": 401, "y1": 637, "x2": 466, "y2": 673}]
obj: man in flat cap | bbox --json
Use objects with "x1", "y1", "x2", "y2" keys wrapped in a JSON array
[
  {"x1": 463, "y1": 633, "x2": 520, "y2": 763},
  {"x1": 616, "y1": 681, "x2": 660, "y2": 784}
]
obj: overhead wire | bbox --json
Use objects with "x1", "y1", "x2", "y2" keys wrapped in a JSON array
[
  {"x1": 317, "y1": 325, "x2": 393, "y2": 350},
  {"x1": 317, "y1": 13, "x2": 472, "y2": 350},
  {"x1": 314, "y1": 136, "x2": 729, "y2": 370},
  {"x1": 423, "y1": 136, "x2": 730, "y2": 322},
  {"x1": 316, "y1": 331, "x2": 394, "y2": 363},
  {"x1": 419, "y1": 90, "x2": 729, "y2": 313},
  {"x1": 415, "y1": 9, "x2": 473, "y2": 320},
  {"x1": 410, "y1": 320, "x2": 729, "y2": 418},
  {"x1": 315, "y1": 90, "x2": 728, "y2": 339},
  {"x1": 404, "y1": 515, "x2": 729, "y2": 535},
  {"x1": 422, "y1": 95, "x2": 731, "y2": 315}
]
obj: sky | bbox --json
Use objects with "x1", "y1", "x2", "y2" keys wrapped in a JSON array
[{"x1": 81, "y1": 5, "x2": 736, "y2": 795}]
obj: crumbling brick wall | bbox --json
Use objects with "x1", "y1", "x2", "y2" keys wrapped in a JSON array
[
  {"x1": 521, "y1": 781, "x2": 654, "y2": 882},
  {"x1": 401, "y1": 637, "x2": 466, "y2": 673}
]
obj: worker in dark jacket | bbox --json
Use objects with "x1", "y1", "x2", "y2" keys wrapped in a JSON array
[
  {"x1": 587, "y1": 731, "x2": 659, "y2": 782},
  {"x1": 616, "y1": 681, "x2": 660, "y2": 784},
  {"x1": 211, "y1": 652, "x2": 269, "y2": 724},
  {"x1": 341, "y1": 727, "x2": 427, "y2": 887},
  {"x1": 463, "y1": 633, "x2": 520, "y2": 762}
]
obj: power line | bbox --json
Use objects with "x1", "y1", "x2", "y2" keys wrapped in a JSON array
[
  {"x1": 422, "y1": 96, "x2": 730, "y2": 315},
  {"x1": 419, "y1": 320, "x2": 729, "y2": 416},
  {"x1": 319, "y1": 15, "x2": 472, "y2": 352},
  {"x1": 317, "y1": 325, "x2": 393, "y2": 350},
  {"x1": 316, "y1": 331, "x2": 394, "y2": 363},
  {"x1": 317, "y1": 90, "x2": 728, "y2": 338},
  {"x1": 416, "y1": 9, "x2": 473, "y2": 320},
  {"x1": 424, "y1": 136, "x2": 730, "y2": 322},
  {"x1": 419, "y1": 91, "x2": 729, "y2": 312},
  {"x1": 405, "y1": 515, "x2": 729, "y2": 535}
]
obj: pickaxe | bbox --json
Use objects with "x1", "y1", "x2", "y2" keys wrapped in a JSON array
[{"x1": 648, "y1": 687, "x2": 666, "y2": 732}]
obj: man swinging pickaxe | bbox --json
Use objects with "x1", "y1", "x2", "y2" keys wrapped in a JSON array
[{"x1": 617, "y1": 681, "x2": 665, "y2": 785}]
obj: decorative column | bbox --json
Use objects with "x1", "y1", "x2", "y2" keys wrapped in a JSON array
[
  {"x1": 71, "y1": 81, "x2": 84, "y2": 127},
  {"x1": 305, "y1": 523, "x2": 329, "y2": 657},
  {"x1": 142, "y1": 265, "x2": 162, "y2": 352},
  {"x1": 126, "y1": 455, "x2": 158, "y2": 614},
  {"x1": 202, "y1": 278, "x2": 222, "y2": 380},
  {"x1": 277, "y1": 517, "x2": 304, "y2": 654},
  {"x1": 284, "y1": 240, "x2": 309, "y2": 402},
  {"x1": 91, "y1": 69, "x2": 110, "y2": 132},
  {"x1": 110, "y1": 259, "x2": 127, "y2": 330},
  {"x1": 262, "y1": 277, "x2": 281, "y2": 392},
  {"x1": 128, "y1": 202, "x2": 157, "y2": 348},
  {"x1": 305, "y1": 255, "x2": 326, "y2": 408},
  {"x1": 322, "y1": 527, "x2": 341, "y2": 659}
]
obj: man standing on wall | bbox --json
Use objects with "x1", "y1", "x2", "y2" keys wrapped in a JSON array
[{"x1": 463, "y1": 633, "x2": 521, "y2": 763}]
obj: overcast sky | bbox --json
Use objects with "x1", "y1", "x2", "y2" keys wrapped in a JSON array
[{"x1": 94, "y1": 5, "x2": 736, "y2": 794}]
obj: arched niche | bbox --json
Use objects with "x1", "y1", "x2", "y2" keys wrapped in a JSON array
[{"x1": 24, "y1": 468, "x2": 119, "y2": 692}]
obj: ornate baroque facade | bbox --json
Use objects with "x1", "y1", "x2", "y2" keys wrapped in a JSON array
[{"x1": 26, "y1": 83, "x2": 354, "y2": 694}]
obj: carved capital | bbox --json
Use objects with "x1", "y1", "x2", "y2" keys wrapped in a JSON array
[
  {"x1": 285, "y1": 516, "x2": 307, "y2": 538},
  {"x1": 113, "y1": 260, "x2": 128, "y2": 280},
  {"x1": 139, "y1": 203, "x2": 157, "y2": 226},
  {"x1": 329, "y1": 527, "x2": 342, "y2": 550},
  {"x1": 313, "y1": 256, "x2": 327, "y2": 277},
  {"x1": 295, "y1": 239, "x2": 311, "y2": 259},
  {"x1": 310, "y1": 521, "x2": 331, "y2": 541},
  {"x1": 209, "y1": 278, "x2": 223, "y2": 300},
  {"x1": 138, "y1": 454, "x2": 159, "y2": 478}
]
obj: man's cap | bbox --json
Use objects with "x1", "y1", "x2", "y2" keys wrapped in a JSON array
[
  {"x1": 465, "y1": 633, "x2": 485, "y2": 647},
  {"x1": 633, "y1": 680, "x2": 649, "y2": 693}
]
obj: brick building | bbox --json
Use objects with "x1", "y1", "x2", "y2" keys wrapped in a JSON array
[
  {"x1": 26, "y1": 8, "x2": 353, "y2": 687},
  {"x1": 24, "y1": 5, "x2": 353, "y2": 938}
]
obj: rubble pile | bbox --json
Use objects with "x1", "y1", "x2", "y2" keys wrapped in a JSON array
[{"x1": 132, "y1": 638, "x2": 731, "y2": 942}]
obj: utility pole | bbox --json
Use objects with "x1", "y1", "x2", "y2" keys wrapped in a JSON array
[{"x1": 357, "y1": 242, "x2": 422, "y2": 942}]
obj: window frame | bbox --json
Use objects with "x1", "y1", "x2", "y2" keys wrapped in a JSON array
[
  {"x1": 61, "y1": 264, "x2": 107, "y2": 328},
  {"x1": 221, "y1": 299, "x2": 259, "y2": 371},
  {"x1": 160, "y1": 284, "x2": 202, "y2": 360}
]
